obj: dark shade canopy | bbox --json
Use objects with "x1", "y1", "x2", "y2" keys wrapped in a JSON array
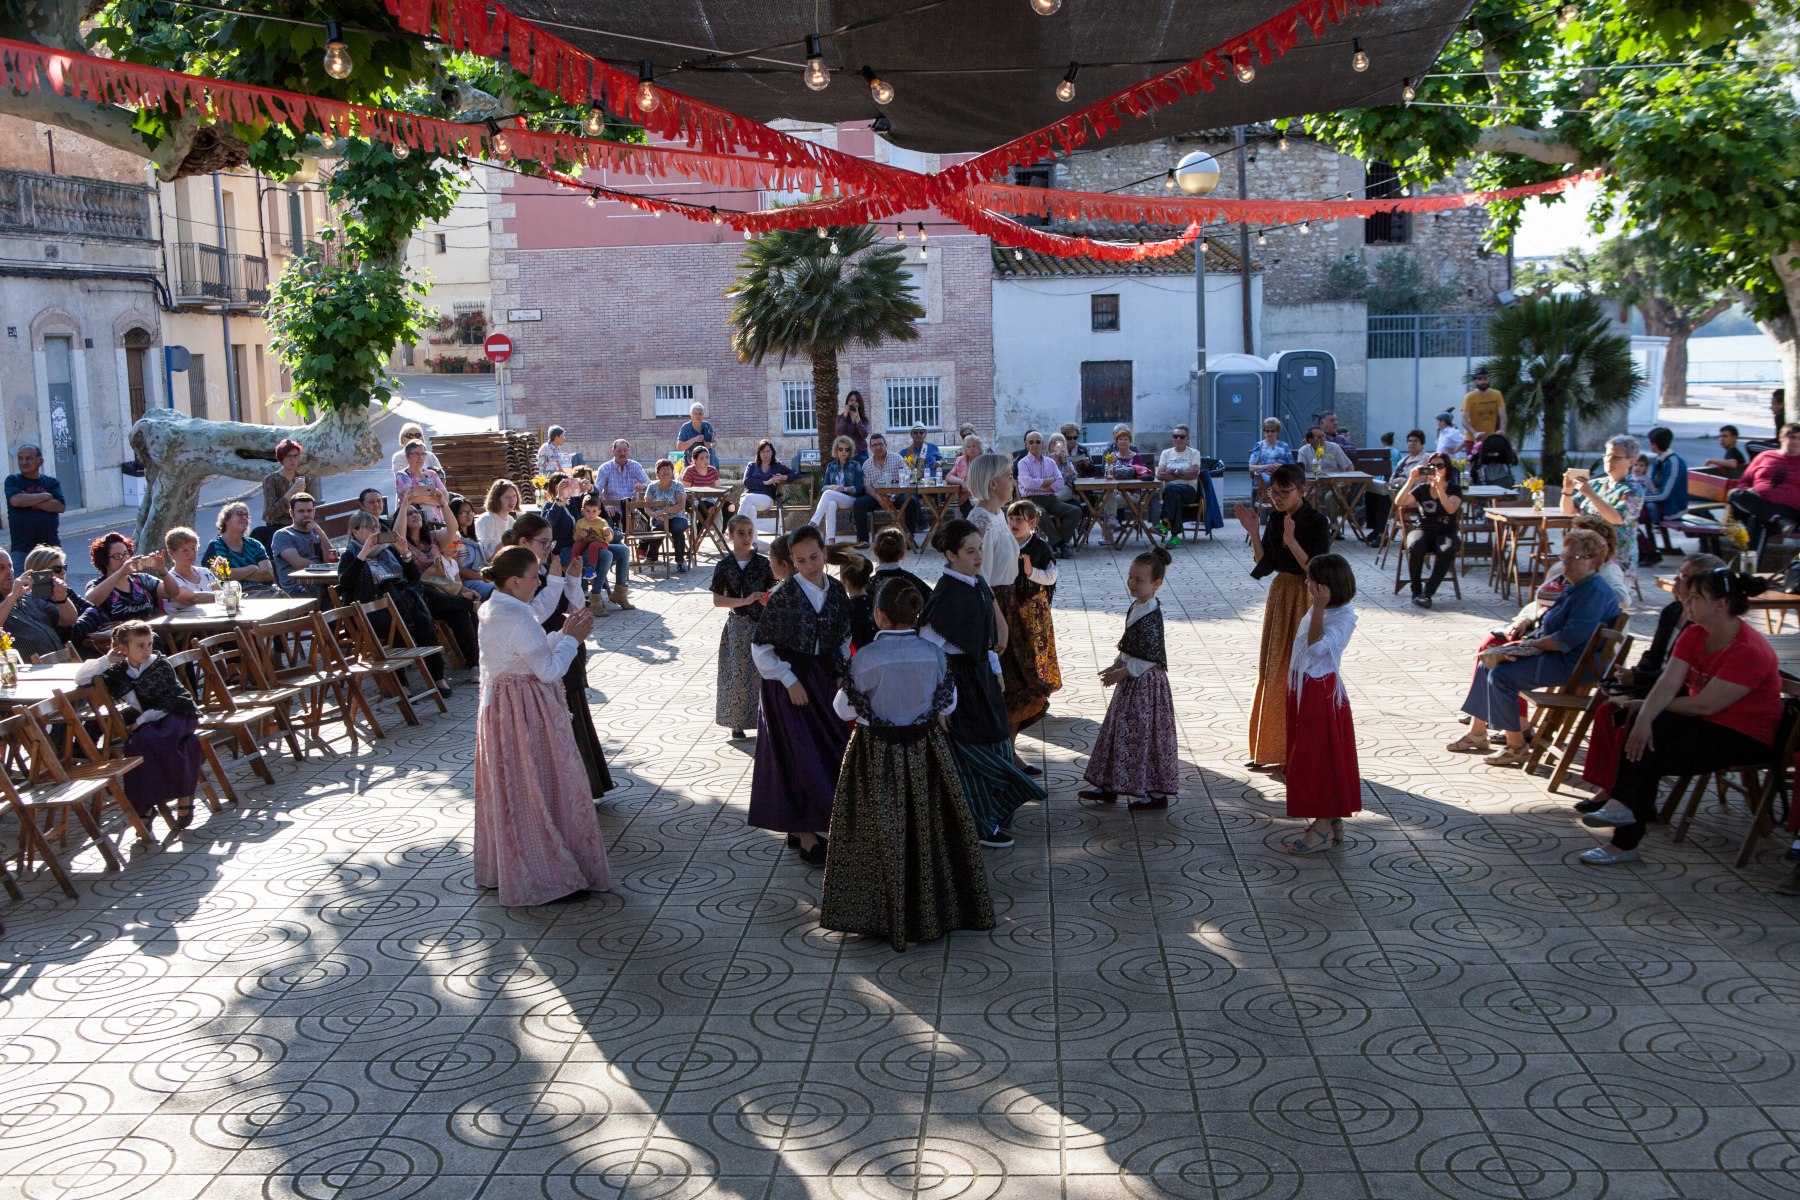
[{"x1": 505, "y1": 0, "x2": 1470, "y2": 153}]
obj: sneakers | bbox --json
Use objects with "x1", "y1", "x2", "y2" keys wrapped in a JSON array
[
  {"x1": 978, "y1": 830, "x2": 1015, "y2": 848},
  {"x1": 1152, "y1": 522, "x2": 1170, "y2": 538},
  {"x1": 583, "y1": 567, "x2": 597, "y2": 581},
  {"x1": 1167, "y1": 533, "x2": 1182, "y2": 548},
  {"x1": 1579, "y1": 845, "x2": 1640, "y2": 865},
  {"x1": 1581, "y1": 806, "x2": 1636, "y2": 827}
]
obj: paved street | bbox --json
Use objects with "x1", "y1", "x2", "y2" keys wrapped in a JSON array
[{"x1": 2, "y1": 513, "x2": 1798, "y2": 1200}]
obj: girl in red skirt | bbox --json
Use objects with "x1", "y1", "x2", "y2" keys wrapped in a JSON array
[{"x1": 1284, "y1": 553, "x2": 1361, "y2": 853}]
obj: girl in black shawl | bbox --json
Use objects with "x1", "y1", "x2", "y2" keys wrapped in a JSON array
[{"x1": 503, "y1": 514, "x2": 612, "y2": 796}]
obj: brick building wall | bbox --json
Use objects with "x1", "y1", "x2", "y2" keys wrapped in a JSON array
[
  {"x1": 1050, "y1": 130, "x2": 1511, "y2": 309},
  {"x1": 489, "y1": 164, "x2": 995, "y2": 465}
]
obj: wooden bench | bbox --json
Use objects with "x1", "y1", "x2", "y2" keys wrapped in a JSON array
[
  {"x1": 317, "y1": 496, "x2": 379, "y2": 541},
  {"x1": 1651, "y1": 470, "x2": 1731, "y2": 557}
]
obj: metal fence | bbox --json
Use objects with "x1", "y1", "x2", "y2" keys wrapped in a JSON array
[
  {"x1": 1368, "y1": 313, "x2": 1493, "y2": 361},
  {"x1": 172, "y1": 243, "x2": 270, "y2": 308},
  {"x1": 1689, "y1": 359, "x2": 1782, "y2": 385}
]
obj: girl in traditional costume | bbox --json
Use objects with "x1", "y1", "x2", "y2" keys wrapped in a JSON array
[
  {"x1": 920, "y1": 517, "x2": 1047, "y2": 848},
  {"x1": 821, "y1": 578, "x2": 996, "y2": 950},
  {"x1": 710, "y1": 515, "x2": 774, "y2": 740},
  {"x1": 1081, "y1": 548, "x2": 1179, "y2": 810},
  {"x1": 1001, "y1": 498, "x2": 1063, "y2": 759},
  {"x1": 75, "y1": 619, "x2": 205, "y2": 833},
  {"x1": 749, "y1": 524, "x2": 853, "y2": 866},
  {"x1": 1283, "y1": 553, "x2": 1362, "y2": 853}
]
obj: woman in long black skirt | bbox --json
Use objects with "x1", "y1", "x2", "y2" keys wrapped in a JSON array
[{"x1": 504, "y1": 514, "x2": 612, "y2": 796}]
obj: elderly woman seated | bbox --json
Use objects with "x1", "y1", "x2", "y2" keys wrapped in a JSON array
[{"x1": 1447, "y1": 525, "x2": 1622, "y2": 767}]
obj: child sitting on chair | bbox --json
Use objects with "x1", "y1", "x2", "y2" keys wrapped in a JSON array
[{"x1": 73, "y1": 619, "x2": 205, "y2": 835}]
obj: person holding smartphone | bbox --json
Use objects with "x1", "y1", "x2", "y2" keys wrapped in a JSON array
[
  {"x1": 79, "y1": 533, "x2": 192, "y2": 644},
  {"x1": 1395, "y1": 452, "x2": 1464, "y2": 608},
  {"x1": 336, "y1": 510, "x2": 454, "y2": 695},
  {"x1": 0, "y1": 550, "x2": 78, "y2": 660},
  {"x1": 1561, "y1": 434, "x2": 1646, "y2": 579}
]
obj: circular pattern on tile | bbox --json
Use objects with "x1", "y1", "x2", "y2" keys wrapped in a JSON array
[
  {"x1": 1523, "y1": 1072, "x2": 1705, "y2": 1144},
  {"x1": 989, "y1": 855, "x2": 1108, "y2": 891},
  {"x1": 1119, "y1": 1135, "x2": 1301, "y2": 1200},
  {"x1": 0, "y1": 1082, "x2": 111, "y2": 1146},
  {"x1": 3, "y1": 921, "x2": 126, "y2": 963},
  {"x1": 519, "y1": 989, "x2": 665, "y2": 1044},
  {"x1": 1715, "y1": 1130, "x2": 1800, "y2": 1200},
  {"x1": 1220, "y1": 983, "x2": 1373, "y2": 1039},
  {"x1": 1622, "y1": 901, "x2": 1754, "y2": 946},
  {"x1": 1455, "y1": 979, "x2": 1615, "y2": 1035},
  {"x1": 1412, "y1": 907, "x2": 1545, "y2": 951},
  {"x1": 1486, "y1": 874, "x2": 1621, "y2": 913},
  {"x1": 827, "y1": 1136, "x2": 1004, "y2": 1200},
  {"x1": 441, "y1": 949, "x2": 578, "y2": 1001},
  {"x1": 1368, "y1": 849, "x2": 1492, "y2": 887},
  {"x1": 1414, "y1": 1132, "x2": 1604, "y2": 1200},
  {"x1": 15, "y1": 1135, "x2": 174, "y2": 1200},
  {"x1": 856, "y1": 1031, "x2": 1010, "y2": 1095},
  {"x1": 33, "y1": 953, "x2": 169, "y2": 1002},
  {"x1": 696, "y1": 887, "x2": 815, "y2": 926},
  {"x1": 261, "y1": 860, "x2": 385, "y2": 899},
  {"x1": 287, "y1": 1136, "x2": 441, "y2": 1200},
  {"x1": 1286, "y1": 876, "x2": 1416, "y2": 918},
  {"x1": 1619, "y1": 1020, "x2": 1794, "y2": 1083},
  {"x1": 609, "y1": 1031, "x2": 762, "y2": 1091},
  {"x1": 659, "y1": 950, "x2": 794, "y2": 1000},
  {"x1": 710, "y1": 1080, "x2": 873, "y2": 1151},
  {"x1": 238, "y1": 952, "x2": 375, "y2": 1002},
  {"x1": 620, "y1": 861, "x2": 736, "y2": 897},
  {"x1": 979, "y1": 1080, "x2": 1145, "y2": 1150},
  {"x1": 186, "y1": 919, "x2": 311, "y2": 964},
  {"x1": 191, "y1": 1080, "x2": 360, "y2": 1148},
  {"x1": 1086, "y1": 881, "x2": 1214, "y2": 923},
  {"x1": 1360, "y1": 1027, "x2": 1524, "y2": 1087},
  {"x1": 578, "y1": 915, "x2": 707, "y2": 959},
  {"x1": 448, "y1": 1080, "x2": 610, "y2": 1148},
  {"x1": 1252, "y1": 1075, "x2": 1422, "y2": 1144},
  {"x1": 543, "y1": 1136, "x2": 719, "y2": 1200},
  {"x1": 1702, "y1": 974, "x2": 1800, "y2": 1008},
  {"x1": 989, "y1": 913, "x2": 1117, "y2": 957},
  {"x1": 147, "y1": 886, "x2": 263, "y2": 928},
  {"x1": 1107, "y1": 1028, "x2": 1265, "y2": 1092},
  {"x1": 983, "y1": 987, "x2": 1130, "y2": 1043},
  {"x1": 876, "y1": 950, "x2": 1012, "y2": 1000},
  {"x1": 1098, "y1": 946, "x2": 1237, "y2": 995},
  {"x1": 1544, "y1": 939, "x2": 1697, "y2": 988},
  {"x1": 315, "y1": 889, "x2": 441, "y2": 928},
  {"x1": 365, "y1": 1032, "x2": 519, "y2": 1093},
  {"x1": 753, "y1": 987, "x2": 894, "y2": 1043},
  {"x1": 1181, "y1": 856, "x2": 1300, "y2": 888},
  {"x1": 130, "y1": 1033, "x2": 285, "y2": 1093},
  {"x1": 0, "y1": 1034, "x2": 62, "y2": 1084},
  {"x1": 1445, "y1": 822, "x2": 1564, "y2": 855},
  {"x1": 76, "y1": 990, "x2": 225, "y2": 1045},
  {"x1": 1319, "y1": 945, "x2": 1464, "y2": 993},
  {"x1": 297, "y1": 990, "x2": 440, "y2": 1043},
  {"x1": 1195, "y1": 912, "x2": 1330, "y2": 954}
]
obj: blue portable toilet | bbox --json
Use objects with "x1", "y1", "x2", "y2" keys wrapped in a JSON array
[
  {"x1": 1207, "y1": 352, "x2": 1274, "y2": 465},
  {"x1": 1268, "y1": 350, "x2": 1338, "y2": 444}
]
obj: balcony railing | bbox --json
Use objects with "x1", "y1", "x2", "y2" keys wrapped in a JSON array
[
  {"x1": 0, "y1": 167, "x2": 156, "y2": 242},
  {"x1": 1368, "y1": 313, "x2": 1493, "y2": 360},
  {"x1": 172, "y1": 243, "x2": 270, "y2": 308}
]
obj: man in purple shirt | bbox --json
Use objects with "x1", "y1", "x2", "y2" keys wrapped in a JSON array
[
  {"x1": 1016, "y1": 430, "x2": 1081, "y2": 555},
  {"x1": 1321, "y1": 412, "x2": 1357, "y2": 456},
  {"x1": 595, "y1": 439, "x2": 650, "y2": 520}
]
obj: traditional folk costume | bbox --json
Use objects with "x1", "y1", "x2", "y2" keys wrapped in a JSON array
[
  {"x1": 749, "y1": 572, "x2": 854, "y2": 834},
  {"x1": 710, "y1": 550, "x2": 774, "y2": 731},
  {"x1": 1246, "y1": 504, "x2": 1332, "y2": 766},
  {"x1": 821, "y1": 630, "x2": 997, "y2": 949},
  {"x1": 1284, "y1": 603, "x2": 1363, "y2": 819},
  {"x1": 74, "y1": 654, "x2": 204, "y2": 817},
  {"x1": 473, "y1": 592, "x2": 612, "y2": 906},
  {"x1": 1084, "y1": 598, "x2": 1179, "y2": 800},
  {"x1": 533, "y1": 567, "x2": 613, "y2": 796},
  {"x1": 848, "y1": 592, "x2": 878, "y2": 651},
  {"x1": 996, "y1": 529, "x2": 1063, "y2": 726},
  {"x1": 872, "y1": 562, "x2": 931, "y2": 609},
  {"x1": 920, "y1": 569, "x2": 1047, "y2": 839}
]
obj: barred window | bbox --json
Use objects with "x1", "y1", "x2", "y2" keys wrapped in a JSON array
[
  {"x1": 653, "y1": 382, "x2": 695, "y2": 418},
  {"x1": 885, "y1": 376, "x2": 941, "y2": 431},
  {"x1": 781, "y1": 379, "x2": 815, "y2": 434}
]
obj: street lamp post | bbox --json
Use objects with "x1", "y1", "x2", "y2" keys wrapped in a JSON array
[{"x1": 1175, "y1": 150, "x2": 1221, "y2": 454}]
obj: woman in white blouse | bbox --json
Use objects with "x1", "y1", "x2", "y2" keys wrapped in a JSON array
[
  {"x1": 472, "y1": 545, "x2": 608, "y2": 906},
  {"x1": 475, "y1": 479, "x2": 522, "y2": 558}
]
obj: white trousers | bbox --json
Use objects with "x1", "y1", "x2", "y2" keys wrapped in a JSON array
[{"x1": 809, "y1": 490, "x2": 858, "y2": 541}]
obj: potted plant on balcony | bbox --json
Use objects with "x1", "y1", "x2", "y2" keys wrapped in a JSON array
[
  {"x1": 457, "y1": 311, "x2": 487, "y2": 343},
  {"x1": 425, "y1": 314, "x2": 457, "y2": 345}
]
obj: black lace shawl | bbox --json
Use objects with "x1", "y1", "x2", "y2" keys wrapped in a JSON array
[
  {"x1": 1014, "y1": 533, "x2": 1057, "y2": 602},
  {"x1": 840, "y1": 646, "x2": 958, "y2": 728},
  {"x1": 710, "y1": 552, "x2": 775, "y2": 620},
  {"x1": 97, "y1": 656, "x2": 200, "y2": 721},
  {"x1": 1118, "y1": 604, "x2": 1168, "y2": 668},
  {"x1": 920, "y1": 573, "x2": 996, "y2": 657},
  {"x1": 752, "y1": 575, "x2": 852, "y2": 678}
]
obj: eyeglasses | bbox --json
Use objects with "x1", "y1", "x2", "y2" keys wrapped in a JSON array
[{"x1": 1561, "y1": 552, "x2": 1596, "y2": 562}]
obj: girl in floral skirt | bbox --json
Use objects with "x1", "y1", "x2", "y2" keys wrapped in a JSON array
[{"x1": 1081, "y1": 547, "x2": 1179, "y2": 810}]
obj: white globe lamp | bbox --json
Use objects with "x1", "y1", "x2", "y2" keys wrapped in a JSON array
[{"x1": 1174, "y1": 151, "x2": 1221, "y2": 196}]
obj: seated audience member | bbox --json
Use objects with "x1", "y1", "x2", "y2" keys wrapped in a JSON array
[
  {"x1": 945, "y1": 435, "x2": 984, "y2": 513},
  {"x1": 595, "y1": 439, "x2": 651, "y2": 522},
  {"x1": 1319, "y1": 411, "x2": 1357, "y2": 455},
  {"x1": 336, "y1": 511, "x2": 452, "y2": 694},
  {"x1": 448, "y1": 496, "x2": 499, "y2": 601},
  {"x1": 0, "y1": 550, "x2": 78, "y2": 659},
  {"x1": 74, "y1": 618, "x2": 206, "y2": 834},
  {"x1": 476, "y1": 479, "x2": 520, "y2": 555},
  {"x1": 540, "y1": 473, "x2": 577, "y2": 560},
  {"x1": 861, "y1": 433, "x2": 920, "y2": 539},
  {"x1": 162, "y1": 529, "x2": 219, "y2": 616},
  {"x1": 1101, "y1": 426, "x2": 1160, "y2": 530},
  {"x1": 404, "y1": 504, "x2": 481, "y2": 668},
  {"x1": 681, "y1": 445, "x2": 721, "y2": 489},
  {"x1": 1640, "y1": 425, "x2": 1688, "y2": 567},
  {"x1": 1017, "y1": 430, "x2": 1081, "y2": 554},
  {"x1": 206, "y1": 502, "x2": 277, "y2": 593},
  {"x1": 270, "y1": 492, "x2": 334, "y2": 593},
  {"x1": 1703, "y1": 424, "x2": 1747, "y2": 478},
  {"x1": 643, "y1": 458, "x2": 691, "y2": 570},
  {"x1": 1396, "y1": 452, "x2": 1464, "y2": 608},
  {"x1": 258, "y1": 437, "x2": 307, "y2": 547},
  {"x1": 1248, "y1": 419, "x2": 1293, "y2": 488},
  {"x1": 395, "y1": 439, "x2": 455, "y2": 555},
  {"x1": 1058, "y1": 422, "x2": 1096, "y2": 476},
  {"x1": 809, "y1": 436, "x2": 866, "y2": 547},
  {"x1": 1299, "y1": 426, "x2": 1353, "y2": 475},
  {"x1": 1156, "y1": 424, "x2": 1214, "y2": 547},
  {"x1": 1448, "y1": 527, "x2": 1620, "y2": 767},
  {"x1": 901, "y1": 422, "x2": 941, "y2": 476},
  {"x1": 391, "y1": 423, "x2": 443, "y2": 474},
  {"x1": 357, "y1": 487, "x2": 393, "y2": 532},
  {"x1": 1578, "y1": 566, "x2": 1783, "y2": 864},
  {"x1": 80, "y1": 532, "x2": 192, "y2": 643},
  {"x1": 1562, "y1": 434, "x2": 1646, "y2": 580},
  {"x1": 1044, "y1": 436, "x2": 1089, "y2": 534},
  {"x1": 740, "y1": 439, "x2": 794, "y2": 530},
  {"x1": 1365, "y1": 429, "x2": 1429, "y2": 545}
]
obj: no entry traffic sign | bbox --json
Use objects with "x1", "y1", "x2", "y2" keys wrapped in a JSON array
[{"x1": 484, "y1": 333, "x2": 513, "y2": 363}]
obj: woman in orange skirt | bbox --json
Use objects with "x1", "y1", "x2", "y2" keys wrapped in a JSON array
[{"x1": 1284, "y1": 554, "x2": 1362, "y2": 853}]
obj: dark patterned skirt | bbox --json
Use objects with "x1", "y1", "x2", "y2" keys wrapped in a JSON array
[
  {"x1": 564, "y1": 643, "x2": 613, "y2": 796},
  {"x1": 997, "y1": 588, "x2": 1062, "y2": 726},
  {"x1": 715, "y1": 616, "x2": 760, "y2": 730},
  {"x1": 1085, "y1": 664, "x2": 1179, "y2": 798},
  {"x1": 121, "y1": 713, "x2": 204, "y2": 815},
  {"x1": 748, "y1": 661, "x2": 849, "y2": 833},
  {"x1": 821, "y1": 723, "x2": 996, "y2": 950}
]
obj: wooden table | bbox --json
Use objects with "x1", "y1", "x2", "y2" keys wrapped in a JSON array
[
  {"x1": 1302, "y1": 471, "x2": 1375, "y2": 541},
  {"x1": 1071, "y1": 479, "x2": 1161, "y2": 550},
  {"x1": 0, "y1": 663, "x2": 85, "y2": 706},
  {"x1": 285, "y1": 564, "x2": 342, "y2": 606},
  {"x1": 869, "y1": 482, "x2": 961, "y2": 554},
  {"x1": 153, "y1": 596, "x2": 319, "y2": 649},
  {"x1": 1489, "y1": 510, "x2": 1573, "y2": 601},
  {"x1": 685, "y1": 485, "x2": 733, "y2": 558},
  {"x1": 1656, "y1": 574, "x2": 1800, "y2": 632}
]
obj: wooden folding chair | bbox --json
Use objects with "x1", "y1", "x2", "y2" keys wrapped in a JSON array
[
  {"x1": 195, "y1": 630, "x2": 308, "y2": 761},
  {"x1": 1520, "y1": 616, "x2": 1633, "y2": 775},
  {"x1": 62, "y1": 678, "x2": 233, "y2": 822},
  {"x1": 24, "y1": 694, "x2": 153, "y2": 845},
  {"x1": 345, "y1": 598, "x2": 446, "y2": 724},
  {"x1": 171, "y1": 645, "x2": 307, "y2": 793},
  {"x1": 249, "y1": 612, "x2": 379, "y2": 749},
  {"x1": 1389, "y1": 507, "x2": 1462, "y2": 601},
  {"x1": 1658, "y1": 696, "x2": 1800, "y2": 866},
  {"x1": 0, "y1": 712, "x2": 123, "y2": 896},
  {"x1": 1539, "y1": 626, "x2": 1636, "y2": 793},
  {"x1": 433, "y1": 619, "x2": 469, "y2": 671},
  {"x1": 28, "y1": 643, "x2": 81, "y2": 666}
]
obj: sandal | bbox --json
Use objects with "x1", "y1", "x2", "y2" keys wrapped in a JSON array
[
  {"x1": 1484, "y1": 746, "x2": 1531, "y2": 768},
  {"x1": 1286, "y1": 827, "x2": 1332, "y2": 854},
  {"x1": 1329, "y1": 819, "x2": 1345, "y2": 846},
  {"x1": 175, "y1": 798, "x2": 194, "y2": 828},
  {"x1": 1445, "y1": 734, "x2": 1487, "y2": 753}
]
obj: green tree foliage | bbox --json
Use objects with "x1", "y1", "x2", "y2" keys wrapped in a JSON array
[
  {"x1": 1481, "y1": 293, "x2": 1643, "y2": 479},
  {"x1": 727, "y1": 226, "x2": 926, "y2": 458}
]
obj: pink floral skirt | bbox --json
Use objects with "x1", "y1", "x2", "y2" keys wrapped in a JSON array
[
  {"x1": 1085, "y1": 664, "x2": 1179, "y2": 798},
  {"x1": 474, "y1": 674, "x2": 611, "y2": 906}
]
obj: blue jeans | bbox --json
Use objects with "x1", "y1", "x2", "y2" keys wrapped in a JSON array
[
  {"x1": 464, "y1": 579, "x2": 495, "y2": 601},
  {"x1": 1461, "y1": 654, "x2": 1574, "y2": 733},
  {"x1": 599, "y1": 543, "x2": 628, "y2": 587}
]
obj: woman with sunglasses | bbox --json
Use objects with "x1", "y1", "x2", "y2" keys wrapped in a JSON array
[
  {"x1": 1561, "y1": 434, "x2": 1646, "y2": 579},
  {"x1": 1579, "y1": 566, "x2": 1783, "y2": 864},
  {"x1": 1395, "y1": 451, "x2": 1464, "y2": 608}
]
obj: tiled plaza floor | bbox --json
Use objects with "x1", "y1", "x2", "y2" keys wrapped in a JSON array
[{"x1": 2, "y1": 530, "x2": 1798, "y2": 1200}]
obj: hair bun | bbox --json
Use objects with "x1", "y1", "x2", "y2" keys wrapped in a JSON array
[{"x1": 1152, "y1": 547, "x2": 1172, "y2": 567}]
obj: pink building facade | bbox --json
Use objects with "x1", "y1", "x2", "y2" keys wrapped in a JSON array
[{"x1": 486, "y1": 122, "x2": 994, "y2": 465}]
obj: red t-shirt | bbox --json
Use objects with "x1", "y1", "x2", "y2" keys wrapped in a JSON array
[
  {"x1": 1671, "y1": 620, "x2": 1783, "y2": 744},
  {"x1": 1738, "y1": 450, "x2": 1800, "y2": 510}
]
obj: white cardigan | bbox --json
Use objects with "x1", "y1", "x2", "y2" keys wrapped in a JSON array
[
  {"x1": 476, "y1": 590, "x2": 581, "y2": 711},
  {"x1": 473, "y1": 511, "x2": 516, "y2": 558}
]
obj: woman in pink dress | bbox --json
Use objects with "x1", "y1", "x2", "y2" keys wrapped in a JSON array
[{"x1": 473, "y1": 545, "x2": 610, "y2": 906}]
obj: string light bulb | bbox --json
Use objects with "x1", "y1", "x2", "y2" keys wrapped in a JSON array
[
  {"x1": 918, "y1": 223, "x2": 928, "y2": 261},
  {"x1": 1163, "y1": 170, "x2": 1177, "y2": 191},
  {"x1": 817, "y1": 226, "x2": 829, "y2": 238},
  {"x1": 1402, "y1": 77, "x2": 1416, "y2": 103},
  {"x1": 1056, "y1": 62, "x2": 1079, "y2": 103},
  {"x1": 583, "y1": 104, "x2": 605, "y2": 136},
  {"x1": 1030, "y1": 0, "x2": 1062, "y2": 14},
  {"x1": 1466, "y1": 25, "x2": 1485, "y2": 48},
  {"x1": 485, "y1": 119, "x2": 511, "y2": 158},
  {"x1": 804, "y1": 35, "x2": 830, "y2": 91},
  {"x1": 1298, "y1": 219, "x2": 1311, "y2": 234},
  {"x1": 391, "y1": 139, "x2": 409, "y2": 160},
  {"x1": 1277, "y1": 131, "x2": 1289, "y2": 151},
  {"x1": 1351, "y1": 38, "x2": 1369, "y2": 72},
  {"x1": 1013, "y1": 248, "x2": 1024, "y2": 260},
  {"x1": 322, "y1": 19, "x2": 353, "y2": 80},
  {"x1": 860, "y1": 66, "x2": 894, "y2": 105},
  {"x1": 830, "y1": 240, "x2": 839, "y2": 254},
  {"x1": 711, "y1": 207, "x2": 724, "y2": 225},
  {"x1": 1558, "y1": 4, "x2": 1576, "y2": 29},
  {"x1": 1233, "y1": 56, "x2": 1256, "y2": 84},
  {"x1": 1256, "y1": 230, "x2": 1267, "y2": 246},
  {"x1": 584, "y1": 190, "x2": 598, "y2": 208},
  {"x1": 896, "y1": 223, "x2": 906, "y2": 243},
  {"x1": 635, "y1": 60, "x2": 659, "y2": 113}
]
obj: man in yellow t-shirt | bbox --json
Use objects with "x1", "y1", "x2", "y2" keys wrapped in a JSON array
[{"x1": 1461, "y1": 370, "x2": 1507, "y2": 443}]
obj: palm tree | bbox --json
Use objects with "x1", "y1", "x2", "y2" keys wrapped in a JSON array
[
  {"x1": 727, "y1": 224, "x2": 925, "y2": 459},
  {"x1": 1481, "y1": 293, "x2": 1644, "y2": 481}
]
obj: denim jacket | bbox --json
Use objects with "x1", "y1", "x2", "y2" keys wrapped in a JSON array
[{"x1": 822, "y1": 459, "x2": 865, "y2": 497}]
